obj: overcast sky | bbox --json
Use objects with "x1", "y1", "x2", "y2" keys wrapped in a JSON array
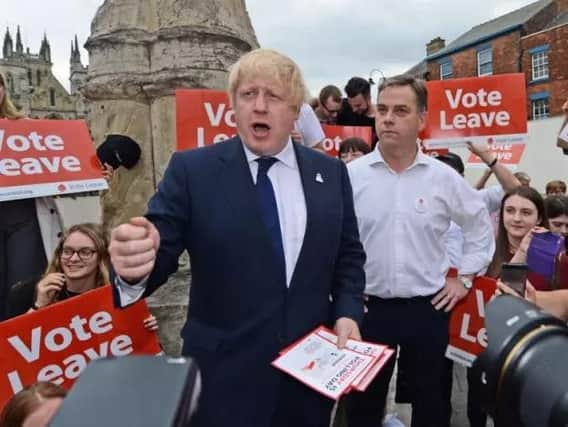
[{"x1": 1, "y1": 0, "x2": 537, "y2": 97}]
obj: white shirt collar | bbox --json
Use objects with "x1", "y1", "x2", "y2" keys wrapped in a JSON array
[
  {"x1": 367, "y1": 142, "x2": 429, "y2": 171},
  {"x1": 242, "y1": 138, "x2": 298, "y2": 170}
]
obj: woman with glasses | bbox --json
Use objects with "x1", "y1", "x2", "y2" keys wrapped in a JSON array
[
  {"x1": 6, "y1": 223, "x2": 157, "y2": 331},
  {"x1": 33, "y1": 223, "x2": 109, "y2": 308}
]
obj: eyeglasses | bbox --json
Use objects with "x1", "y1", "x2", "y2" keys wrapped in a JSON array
[{"x1": 61, "y1": 247, "x2": 97, "y2": 261}]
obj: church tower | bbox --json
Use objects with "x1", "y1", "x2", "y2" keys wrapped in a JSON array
[
  {"x1": 2, "y1": 28, "x2": 13, "y2": 58},
  {"x1": 39, "y1": 33, "x2": 51, "y2": 63},
  {"x1": 69, "y1": 35, "x2": 87, "y2": 95}
]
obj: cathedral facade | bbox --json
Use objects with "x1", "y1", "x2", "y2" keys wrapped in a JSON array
[{"x1": 0, "y1": 27, "x2": 88, "y2": 119}]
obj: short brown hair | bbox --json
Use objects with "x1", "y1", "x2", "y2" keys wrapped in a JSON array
[
  {"x1": 0, "y1": 382, "x2": 67, "y2": 427},
  {"x1": 378, "y1": 74, "x2": 427, "y2": 112},
  {"x1": 318, "y1": 85, "x2": 342, "y2": 106},
  {"x1": 546, "y1": 180, "x2": 567, "y2": 195}
]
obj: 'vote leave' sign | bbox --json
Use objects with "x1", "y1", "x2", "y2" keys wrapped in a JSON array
[
  {"x1": 320, "y1": 125, "x2": 371, "y2": 157},
  {"x1": 176, "y1": 89, "x2": 370, "y2": 156},
  {"x1": 0, "y1": 119, "x2": 107, "y2": 202},
  {"x1": 422, "y1": 74, "x2": 528, "y2": 149},
  {"x1": 445, "y1": 277, "x2": 498, "y2": 367},
  {"x1": 0, "y1": 286, "x2": 161, "y2": 410},
  {"x1": 467, "y1": 142, "x2": 526, "y2": 168}
]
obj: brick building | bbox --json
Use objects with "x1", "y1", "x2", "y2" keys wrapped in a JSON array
[{"x1": 409, "y1": 0, "x2": 568, "y2": 120}]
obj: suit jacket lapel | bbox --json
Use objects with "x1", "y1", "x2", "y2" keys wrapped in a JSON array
[{"x1": 217, "y1": 138, "x2": 287, "y2": 289}]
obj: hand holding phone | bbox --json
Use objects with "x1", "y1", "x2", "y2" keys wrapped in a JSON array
[{"x1": 501, "y1": 263, "x2": 528, "y2": 296}]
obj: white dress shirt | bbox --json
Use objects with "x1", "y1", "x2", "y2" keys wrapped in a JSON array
[
  {"x1": 445, "y1": 185, "x2": 502, "y2": 269},
  {"x1": 347, "y1": 146, "x2": 494, "y2": 298},
  {"x1": 117, "y1": 139, "x2": 307, "y2": 305},
  {"x1": 479, "y1": 185, "x2": 504, "y2": 214},
  {"x1": 242, "y1": 139, "x2": 307, "y2": 286},
  {"x1": 295, "y1": 103, "x2": 325, "y2": 147}
]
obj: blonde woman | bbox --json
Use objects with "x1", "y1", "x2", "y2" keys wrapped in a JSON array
[
  {"x1": 6, "y1": 223, "x2": 157, "y2": 332},
  {"x1": 0, "y1": 73, "x2": 113, "y2": 320}
]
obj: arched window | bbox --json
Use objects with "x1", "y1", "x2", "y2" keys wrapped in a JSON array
[
  {"x1": 27, "y1": 69, "x2": 32, "y2": 86},
  {"x1": 36, "y1": 69, "x2": 41, "y2": 86}
]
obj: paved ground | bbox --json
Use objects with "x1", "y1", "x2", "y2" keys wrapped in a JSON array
[{"x1": 389, "y1": 364, "x2": 494, "y2": 427}]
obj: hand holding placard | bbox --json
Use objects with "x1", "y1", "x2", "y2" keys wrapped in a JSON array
[{"x1": 109, "y1": 217, "x2": 160, "y2": 283}]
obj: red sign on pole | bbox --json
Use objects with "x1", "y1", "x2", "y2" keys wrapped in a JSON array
[
  {"x1": 422, "y1": 74, "x2": 528, "y2": 149},
  {"x1": 0, "y1": 286, "x2": 161, "y2": 410},
  {"x1": 175, "y1": 89, "x2": 371, "y2": 157},
  {"x1": 0, "y1": 119, "x2": 107, "y2": 202},
  {"x1": 446, "y1": 277, "x2": 498, "y2": 367}
]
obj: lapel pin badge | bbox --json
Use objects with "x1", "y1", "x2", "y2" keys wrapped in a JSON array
[{"x1": 315, "y1": 172, "x2": 324, "y2": 183}]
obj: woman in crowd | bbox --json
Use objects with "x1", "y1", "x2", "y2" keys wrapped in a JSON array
[
  {"x1": 338, "y1": 137, "x2": 371, "y2": 164},
  {"x1": 545, "y1": 195, "x2": 568, "y2": 237},
  {"x1": 0, "y1": 72, "x2": 114, "y2": 321},
  {"x1": 0, "y1": 382, "x2": 66, "y2": 427},
  {"x1": 6, "y1": 223, "x2": 157, "y2": 331},
  {"x1": 486, "y1": 186, "x2": 554, "y2": 289}
]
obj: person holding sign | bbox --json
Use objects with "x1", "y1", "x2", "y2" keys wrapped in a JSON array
[
  {"x1": 6, "y1": 222, "x2": 158, "y2": 332},
  {"x1": 346, "y1": 75, "x2": 494, "y2": 427},
  {"x1": 109, "y1": 48, "x2": 366, "y2": 427},
  {"x1": 0, "y1": 73, "x2": 114, "y2": 322},
  {"x1": 0, "y1": 72, "x2": 60, "y2": 322}
]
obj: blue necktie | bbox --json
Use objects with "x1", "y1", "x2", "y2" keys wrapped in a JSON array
[{"x1": 255, "y1": 157, "x2": 286, "y2": 281}]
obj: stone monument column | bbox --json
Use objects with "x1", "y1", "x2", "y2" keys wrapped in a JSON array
[{"x1": 83, "y1": 0, "x2": 258, "y2": 354}]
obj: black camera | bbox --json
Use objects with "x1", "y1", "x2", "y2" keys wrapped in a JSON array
[{"x1": 472, "y1": 295, "x2": 568, "y2": 426}]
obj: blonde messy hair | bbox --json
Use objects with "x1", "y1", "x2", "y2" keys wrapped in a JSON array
[
  {"x1": 227, "y1": 48, "x2": 307, "y2": 113},
  {"x1": 0, "y1": 72, "x2": 24, "y2": 119}
]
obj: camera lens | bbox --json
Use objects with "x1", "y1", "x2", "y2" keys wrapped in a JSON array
[{"x1": 472, "y1": 295, "x2": 568, "y2": 427}]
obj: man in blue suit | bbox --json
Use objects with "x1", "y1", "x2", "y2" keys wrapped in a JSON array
[{"x1": 108, "y1": 48, "x2": 366, "y2": 427}]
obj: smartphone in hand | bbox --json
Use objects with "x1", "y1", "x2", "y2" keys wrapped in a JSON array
[{"x1": 501, "y1": 263, "x2": 528, "y2": 296}]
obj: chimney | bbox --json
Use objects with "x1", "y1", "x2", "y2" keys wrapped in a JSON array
[{"x1": 426, "y1": 37, "x2": 446, "y2": 56}]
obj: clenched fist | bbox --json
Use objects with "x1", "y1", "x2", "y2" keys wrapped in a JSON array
[{"x1": 109, "y1": 217, "x2": 160, "y2": 283}]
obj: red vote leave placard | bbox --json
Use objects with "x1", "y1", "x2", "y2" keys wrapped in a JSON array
[
  {"x1": 0, "y1": 119, "x2": 107, "y2": 201},
  {"x1": 421, "y1": 74, "x2": 528, "y2": 149},
  {"x1": 446, "y1": 277, "x2": 498, "y2": 367},
  {"x1": 176, "y1": 89, "x2": 370, "y2": 157},
  {"x1": 0, "y1": 286, "x2": 161, "y2": 411},
  {"x1": 467, "y1": 143, "x2": 526, "y2": 168},
  {"x1": 320, "y1": 125, "x2": 371, "y2": 157}
]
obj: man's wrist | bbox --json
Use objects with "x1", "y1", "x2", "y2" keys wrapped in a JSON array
[{"x1": 458, "y1": 275, "x2": 474, "y2": 290}]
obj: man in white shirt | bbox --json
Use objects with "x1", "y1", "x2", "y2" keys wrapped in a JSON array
[{"x1": 345, "y1": 75, "x2": 494, "y2": 427}]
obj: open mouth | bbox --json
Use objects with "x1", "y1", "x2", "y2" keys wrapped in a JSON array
[{"x1": 251, "y1": 122, "x2": 271, "y2": 136}]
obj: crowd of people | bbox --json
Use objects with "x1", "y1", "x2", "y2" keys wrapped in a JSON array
[{"x1": 1, "y1": 47, "x2": 568, "y2": 427}]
